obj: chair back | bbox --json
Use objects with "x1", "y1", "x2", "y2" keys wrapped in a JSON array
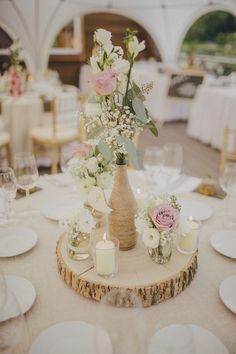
[{"x1": 51, "y1": 92, "x2": 80, "y2": 137}]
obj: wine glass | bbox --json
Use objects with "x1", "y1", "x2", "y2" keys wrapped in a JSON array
[
  {"x1": 0, "y1": 286, "x2": 28, "y2": 354},
  {"x1": 14, "y1": 152, "x2": 39, "y2": 215},
  {"x1": 219, "y1": 162, "x2": 236, "y2": 227},
  {"x1": 163, "y1": 143, "x2": 183, "y2": 181},
  {"x1": 0, "y1": 168, "x2": 17, "y2": 222},
  {"x1": 143, "y1": 146, "x2": 165, "y2": 195}
]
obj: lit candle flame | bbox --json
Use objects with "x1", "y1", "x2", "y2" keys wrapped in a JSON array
[
  {"x1": 189, "y1": 216, "x2": 193, "y2": 222},
  {"x1": 137, "y1": 188, "x2": 141, "y2": 195},
  {"x1": 103, "y1": 232, "x2": 107, "y2": 242}
]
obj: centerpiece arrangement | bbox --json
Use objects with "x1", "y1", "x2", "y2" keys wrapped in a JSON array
[
  {"x1": 135, "y1": 195, "x2": 181, "y2": 263},
  {"x1": 82, "y1": 28, "x2": 158, "y2": 250}
]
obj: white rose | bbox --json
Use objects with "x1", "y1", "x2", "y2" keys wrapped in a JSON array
[
  {"x1": 94, "y1": 29, "x2": 112, "y2": 46},
  {"x1": 128, "y1": 36, "x2": 145, "y2": 58},
  {"x1": 87, "y1": 157, "x2": 99, "y2": 174},
  {"x1": 85, "y1": 103, "x2": 102, "y2": 117},
  {"x1": 97, "y1": 172, "x2": 114, "y2": 189},
  {"x1": 142, "y1": 228, "x2": 160, "y2": 248},
  {"x1": 112, "y1": 58, "x2": 130, "y2": 74}
]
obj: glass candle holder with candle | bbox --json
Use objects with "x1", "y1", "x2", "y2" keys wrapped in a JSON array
[
  {"x1": 176, "y1": 217, "x2": 200, "y2": 254},
  {"x1": 94, "y1": 233, "x2": 119, "y2": 278}
]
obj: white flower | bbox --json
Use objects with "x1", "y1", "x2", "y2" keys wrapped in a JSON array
[
  {"x1": 94, "y1": 29, "x2": 112, "y2": 46},
  {"x1": 142, "y1": 228, "x2": 160, "y2": 249},
  {"x1": 90, "y1": 56, "x2": 101, "y2": 73},
  {"x1": 87, "y1": 186, "x2": 112, "y2": 213},
  {"x1": 114, "y1": 46, "x2": 124, "y2": 56},
  {"x1": 128, "y1": 36, "x2": 145, "y2": 58},
  {"x1": 112, "y1": 58, "x2": 129, "y2": 74},
  {"x1": 59, "y1": 208, "x2": 96, "y2": 235},
  {"x1": 97, "y1": 172, "x2": 114, "y2": 189},
  {"x1": 86, "y1": 157, "x2": 99, "y2": 173},
  {"x1": 79, "y1": 175, "x2": 96, "y2": 193},
  {"x1": 85, "y1": 102, "x2": 102, "y2": 117},
  {"x1": 104, "y1": 43, "x2": 113, "y2": 55},
  {"x1": 135, "y1": 217, "x2": 147, "y2": 234}
]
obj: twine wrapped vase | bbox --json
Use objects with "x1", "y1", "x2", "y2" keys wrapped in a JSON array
[{"x1": 108, "y1": 161, "x2": 138, "y2": 251}]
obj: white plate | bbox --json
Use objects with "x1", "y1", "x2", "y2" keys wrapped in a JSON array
[
  {"x1": 42, "y1": 197, "x2": 84, "y2": 221},
  {"x1": 211, "y1": 229, "x2": 236, "y2": 259},
  {"x1": 179, "y1": 199, "x2": 213, "y2": 221},
  {"x1": 0, "y1": 275, "x2": 36, "y2": 322},
  {"x1": 219, "y1": 275, "x2": 236, "y2": 314},
  {"x1": 149, "y1": 324, "x2": 228, "y2": 354},
  {"x1": 0, "y1": 227, "x2": 38, "y2": 257},
  {"x1": 29, "y1": 321, "x2": 112, "y2": 354}
]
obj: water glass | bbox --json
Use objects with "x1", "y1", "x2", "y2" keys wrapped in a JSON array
[
  {"x1": 163, "y1": 143, "x2": 183, "y2": 179},
  {"x1": 0, "y1": 168, "x2": 17, "y2": 221},
  {"x1": 143, "y1": 146, "x2": 165, "y2": 194},
  {"x1": 14, "y1": 152, "x2": 39, "y2": 215},
  {"x1": 219, "y1": 162, "x2": 236, "y2": 227}
]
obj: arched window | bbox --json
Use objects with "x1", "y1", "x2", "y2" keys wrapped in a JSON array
[{"x1": 180, "y1": 11, "x2": 236, "y2": 75}]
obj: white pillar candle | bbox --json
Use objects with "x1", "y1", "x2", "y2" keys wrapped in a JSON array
[
  {"x1": 179, "y1": 217, "x2": 199, "y2": 252},
  {"x1": 95, "y1": 234, "x2": 116, "y2": 276}
]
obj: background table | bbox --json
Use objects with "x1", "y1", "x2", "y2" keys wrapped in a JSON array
[
  {"x1": 187, "y1": 85, "x2": 236, "y2": 150},
  {"x1": 1, "y1": 171, "x2": 236, "y2": 353}
]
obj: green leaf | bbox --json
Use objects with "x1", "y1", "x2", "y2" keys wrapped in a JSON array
[
  {"x1": 132, "y1": 82, "x2": 145, "y2": 101},
  {"x1": 145, "y1": 119, "x2": 158, "y2": 137},
  {"x1": 132, "y1": 97, "x2": 148, "y2": 123},
  {"x1": 98, "y1": 140, "x2": 112, "y2": 162},
  {"x1": 87, "y1": 126, "x2": 105, "y2": 139},
  {"x1": 123, "y1": 137, "x2": 140, "y2": 169}
]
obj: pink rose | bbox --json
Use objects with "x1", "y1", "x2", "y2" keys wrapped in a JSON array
[
  {"x1": 72, "y1": 144, "x2": 91, "y2": 158},
  {"x1": 91, "y1": 69, "x2": 118, "y2": 96},
  {"x1": 151, "y1": 203, "x2": 179, "y2": 231}
]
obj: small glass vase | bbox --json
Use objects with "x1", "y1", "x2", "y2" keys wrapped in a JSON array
[
  {"x1": 148, "y1": 239, "x2": 173, "y2": 264},
  {"x1": 67, "y1": 232, "x2": 90, "y2": 260}
]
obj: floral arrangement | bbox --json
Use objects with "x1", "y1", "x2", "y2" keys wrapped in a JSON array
[
  {"x1": 59, "y1": 208, "x2": 96, "y2": 237},
  {"x1": 135, "y1": 195, "x2": 181, "y2": 263},
  {"x1": 81, "y1": 28, "x2": 158, "y2": 166},
  {"x1": 0, "y1": 39, "x2": 26, "y2": 96},
  {"x1": 67, "y1": 142, "x2": 114, "y2": 212}
]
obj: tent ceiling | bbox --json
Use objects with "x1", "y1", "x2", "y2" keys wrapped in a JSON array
[{"x1": 0, "y1": 0, "x2": 235, "y2": 77}]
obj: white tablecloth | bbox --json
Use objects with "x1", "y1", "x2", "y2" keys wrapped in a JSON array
[
  {"x1": 1, "y1": 171, "x2": 236, "y2": 353},
  {"x1": 1, "y1": 94, "x2": 43, "y2": 156},
  {"x1": 187, "y1": 85, "x2": 236, "y2": 150},
  {"x1": 137, "y1": 70, "x2": 192, "y2": 122}
]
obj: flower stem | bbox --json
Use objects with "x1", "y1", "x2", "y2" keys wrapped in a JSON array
[{"x1": 124, "y1": 59, "x2": 134, "y2": 106}]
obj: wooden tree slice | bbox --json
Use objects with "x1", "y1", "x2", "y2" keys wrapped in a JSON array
[{"x1": 56, "y1": 235, "x2": 198, "y2": 308}]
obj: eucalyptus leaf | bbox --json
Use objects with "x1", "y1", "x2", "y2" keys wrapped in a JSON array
[
  {"x1": 145, "y1": 119, "x2": 158, "y2": 137},
  {"x1": 132, "y1": 97, "x2": 148, "y2": 123},
  {"x1": 87, "y1": 126, "x2": 105, "y2": 139},
  {"x1": 123, "y1": 137, "x2": 140, "y2": 169},
  {"x1": 98, "y1": 140, "x2": 112, "y2": 162},
  {"x1": 132, "y1": 82, "x2": 145, "y2": 101}
]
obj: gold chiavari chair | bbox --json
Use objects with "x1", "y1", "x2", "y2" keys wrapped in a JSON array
[
  {"x1": 220, "y1": 126, "x2": 236, "y2": 171},
  {"x1": 30, "y1": 92, "x2": 80, "y2": 174}
]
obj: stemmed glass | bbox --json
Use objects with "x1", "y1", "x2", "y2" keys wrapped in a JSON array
[
  {"x1": 0, "y1": 287, "x2": 28, "y2": 353},
  {"x1": 14, "y1": 152, "x2": 39, "y2": 215},
  {"x1": 163, "y1": 143, "x2": 183, "y2": 181},
  {"x1": 219, "y1": 162, "x2": 236, "y2": 227},
  {"x1": 143, "y1": 146, "x2": 165, "y2": 195},
  {"x1": 0, "y1": 168, "x2": 17, "y2": 222}
]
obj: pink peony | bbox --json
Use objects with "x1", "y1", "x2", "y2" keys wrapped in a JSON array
[
  {"x1": 151, "y1": 203, "x2": 179, "y2": 232},
  {"x1": 91, "y1": 69, "x2": 118, "y2": 96},
  {"x1": 72, "y1": 144, "x2": 91, "y2": 158}
]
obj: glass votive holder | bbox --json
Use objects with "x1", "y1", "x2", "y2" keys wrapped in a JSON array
[
  {"x1": 176, "y1": 219, "x2": 201, "y2": 255},
  {"x1": 94, "y1": 235, "x2": 119, "y2": 278}
]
